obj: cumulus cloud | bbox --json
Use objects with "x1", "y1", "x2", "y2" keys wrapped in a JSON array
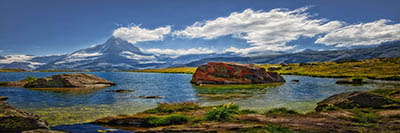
[
  {"x1": 315, "y1": 19, "x2": 400, "y2": 47},
  {"x1": 143, "y1": 47, "x2": 216, "y2": 56},
  {"x1": 113, "y1": 25, "x2": 171, "y2": 44},
  {"x1": 174, "y1": 7, "x2": 343, "y2": 54}
]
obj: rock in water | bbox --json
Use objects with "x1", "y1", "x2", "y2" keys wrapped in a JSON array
[
  {"x1": 24, "y1": 73, "x2": 116, "y2": 88},
  {"x1": 0, "y1": 96, "x2": 8, "y2": 101},
  {"x1": 315, "y1": 91, "x2": 399, "y2": 111},
  {"x1": 190, "y1": 62, "x2": 285, "y2": 84},
  {"x1": 0, "y1": 101, "x2": 50, "y2": 132}
]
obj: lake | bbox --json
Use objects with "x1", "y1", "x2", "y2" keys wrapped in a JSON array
[{"x1": 1, "y1": 72, "x2": 399, "y2": 128}]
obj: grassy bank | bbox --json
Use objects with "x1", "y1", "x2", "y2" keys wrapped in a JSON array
[
  {"x1": 0, "y1": 68, "x2": 26, "y2": 72},
  {"x1": 94, "y1": 88, "x2": 400, "y2": 132},
  {"x1": 261, "y1": 58, "x2": 400, "y2": 80},
  {"x1": 127, "y1": 58, "x2": 400, "y2": 80}
]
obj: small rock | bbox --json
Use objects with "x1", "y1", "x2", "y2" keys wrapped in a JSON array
[
  {"x1": 315, "y1": 91, "x2": 399, "y2": 111},
  {"x1": 106, "y1": 89, "x2": 134, "y2": 93},
  {"x1": 336, "y1": 78, "x2": 368, "y2": 84},
  {"x1": 291, "y1": 80, "x2": 300, "y2": 82},
  {"x1": 268, "y1": 67, "x2": 282, "y2": 71},
  {"x1": 22, "y1": 129, "x2": 64, "y2": 133},
  {"x1": 0, "y1": 96, "x2": 8, "y2": 101},
  {"x1": 138, "y1": 96, "x2": 164, "y2": 99}
]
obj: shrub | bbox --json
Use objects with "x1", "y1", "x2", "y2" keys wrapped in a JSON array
[
  {"x1": 142, "y1": 114, "x2": 190, "y2": 127},
  {"x1": 143, "y1": 102, "x2": 200, "y2": 114},
  {"x1": 265, "y1": 124, "x2": 292, "y2": 133},
  {"x1": 265, "y1": 107, "x2": 299, "y2": 115},
  {"x1": 164, "y1": 114, "x2": 189, "y2": 125},
  {"x1": 205, "y1": 102, "x2": 239, "y2": 121},
  {"x1": 350, "y1": 109, "x2": 380, "y2": 123},
  {"x1": 22, "y1": 76, "x2": 38, "y2": 83},
  {"x1": 239, "y1": 109, "x2": 258, "y2": 114}
]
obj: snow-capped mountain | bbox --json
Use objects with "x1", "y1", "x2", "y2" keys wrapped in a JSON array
[
  {"x1": 37, "y1": 37, "x2": 167, "y2": 71},
  {"x1": 0, "y1": 37, "x2": 240, "y2": 71},
  {"x1": 0, "y1": 54, "x2": 66, "y2": 70}
]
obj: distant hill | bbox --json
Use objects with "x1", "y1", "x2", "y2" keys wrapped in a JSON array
[{"x1": 181, "y1": 41, "x2": 400, "y2": 67}]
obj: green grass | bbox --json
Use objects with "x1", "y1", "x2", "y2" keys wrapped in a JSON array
[
  {"x1": 21, "y1": 76, "x2": 38, "y2": 83},
  {"x1": 240, "y1": 124, "x2": 292, "y2": 133},
  {"x1": 262, "y1": 58, "x2": 400, "y2": 80},
  {"x1": 142, "y1": 114, "x2": 190, "y2": 127},
  {"x1": 349, "y1": 108, "x2": 380, "y2": 124},
  {"x1": 264, "y1": 107, "x2": 299, "y2": 115},
  {"x1": 142, "y1": 102, "x2": 201, "y2": 114},
  {"x1": 0, "y1": 69, "x2": 26, "y2": 72},
  {"x1": 128, "y1": 67, "x2": 197, "y2": 74},
  {"x1": 205, "y1": 102, "x2": 239, "y2": 121}
]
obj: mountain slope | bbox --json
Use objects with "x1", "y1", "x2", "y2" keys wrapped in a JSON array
[
  {"x1": 0, "y1": 54, "x2": 66, "y2": 70},
  {"x1": 37, "y1": 37, "x2": 166, "y2": 71},
  {"x1": 182, "y1": 41, "x2": 400, "y2": 67}
]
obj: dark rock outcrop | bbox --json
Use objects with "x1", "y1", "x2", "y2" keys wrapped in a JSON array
[
  {"x1": 0, "y1": 96, "x2": 8, "y2": 101},
  {"x1": 336, "y1": 79, "x2": 369, "y2": 84},
  {"x1": 268, "y1": 66, "x2": 281, "y2": 71},
  {"x1": 315, "y1": 91, "x2": 399, "y2": 111},
  {"x1": 0, "y1": 101, "x2": 50, "y2": 132},
  {"x1": 24, "y1": 73, "x2": 116, "y2": 88},
  {"x1": 190, "y1": 62, "x2": 285, "y2": 84},
  {"x1": 106, "y1": 89, "x2": 135, "y2": 93}
]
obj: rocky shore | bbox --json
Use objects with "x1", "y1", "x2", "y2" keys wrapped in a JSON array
[{"x1": 92, "y1": 88, "x2": 400, "y2": 132}]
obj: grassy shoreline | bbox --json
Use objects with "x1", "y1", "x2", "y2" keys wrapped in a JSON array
[{"x1": 127, "y1": 58, "x2": 400, "y2": 81}]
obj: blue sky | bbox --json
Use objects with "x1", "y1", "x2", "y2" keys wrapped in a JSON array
[{"x1": 0, "y1": 0, "x2": 399, "y2": 56}]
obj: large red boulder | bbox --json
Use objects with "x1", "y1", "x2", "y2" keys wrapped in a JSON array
[{"x1": 190, "y1": 62, "x2": 285, "y2": 84}]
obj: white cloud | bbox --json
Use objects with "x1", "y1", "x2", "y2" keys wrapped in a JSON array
[
  {"x1": 315, "y1": 19, "x2": 400, "y2": 47},
  {"x1": 174, "y1": 7, "x2": 343, "y2": 54},
  {"x1": 143, "y1": 47, "x2": 217, "y2": 56},
  {"x1": 113, "y1": 25, "x2": 171, "y2": 44}
]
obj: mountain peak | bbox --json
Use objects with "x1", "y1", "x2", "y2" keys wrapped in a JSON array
[{"x1": 101, "y1": 37, "x2": 142, "y2": 54}]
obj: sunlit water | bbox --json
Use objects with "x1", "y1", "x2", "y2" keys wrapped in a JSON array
[{"x1": 0, "y1": 72, "x2": 399, "y2": 130}]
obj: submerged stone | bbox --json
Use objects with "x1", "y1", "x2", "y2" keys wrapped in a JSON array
[{"x1": 191, "y1": 62, "x2": 285, "y2": 84}]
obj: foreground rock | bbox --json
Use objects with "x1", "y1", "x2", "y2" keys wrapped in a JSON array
[
  {"x1": 24, "y1": 73, "x2": 116, "y2": 88},
  {"x1": 315, "y1": 91, "x2": 399, "y2": 111},
  {"x1": 0, "y1": 101, "x2": 50, "y2": 132},
  {"x1": 191, "y1": 62, "x2": 285, "y2": 84}
]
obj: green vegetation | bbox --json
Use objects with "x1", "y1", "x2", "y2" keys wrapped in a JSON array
[
  {"x1": 349, "y1": 108, "x2": 381, "y2": 124},
  {"x1": 205, "y1": 102, "x2": 239, "y2": 121},
  {"x1": 261, "y1": 58, "x2": 400, "y2": 80},
  {"x1": 142, "y1": 102, "x2": 201, "y2": 114},
  {"x1": 22, "y1": 76, "x2": 38, "y2": 83},
  {"x1": 0, "y1": 68, "x2": 26, "y2": 72},
  {"x1": 142, "y1": 114, "x2": 190, "y2": 127},
  {"x1": 128, "y1": 67, "x2": 197, "y2": 74},
  {"x1": 264, "y1": 107, "x2": 299, "y2": 115},
  {"x1": 240, "y1": 124, "x2": 292, "y2": 133}
]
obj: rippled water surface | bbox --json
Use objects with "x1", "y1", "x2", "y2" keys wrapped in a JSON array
[{"x1": 0, "y1": 72, "x2": 399, "y2": 127}]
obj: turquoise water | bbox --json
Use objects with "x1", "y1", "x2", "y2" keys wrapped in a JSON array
[{"x1": 0, "y1": 72, "x2": 399, "y2": 129}]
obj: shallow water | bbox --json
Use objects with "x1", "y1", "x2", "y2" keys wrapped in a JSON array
[{"x1": 0, "y1": 72, "x2": 399, "y2": 127}]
